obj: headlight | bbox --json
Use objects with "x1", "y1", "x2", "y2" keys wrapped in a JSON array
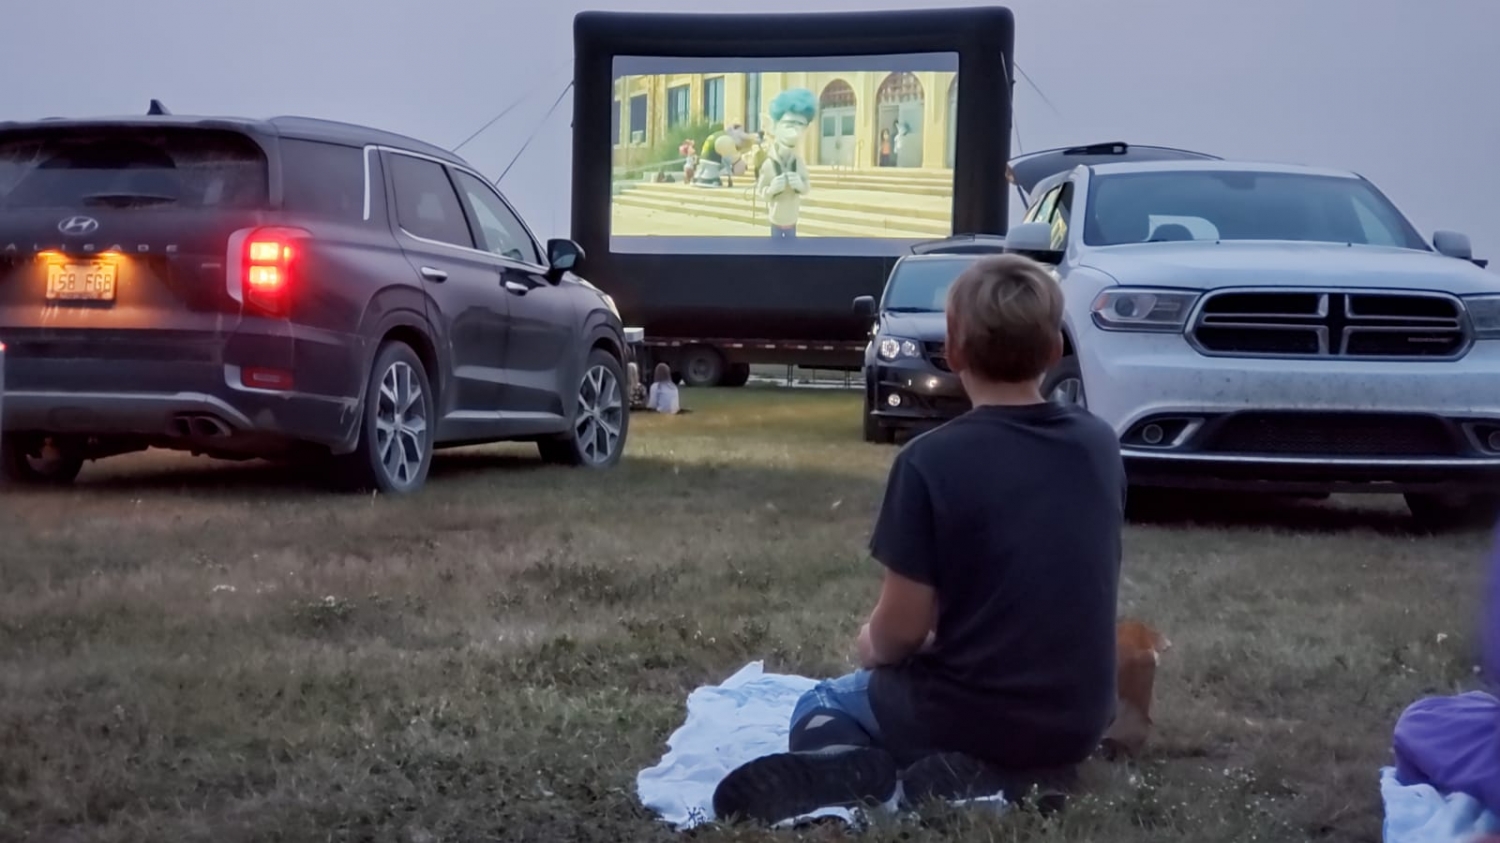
[
  {"x1": 877, "y1": 336, "x2": 922, "y2": 361},
  {"x1": 1464, "y1": 294, "x2": 1500, "y2": 339},
  {"x1": 1090, "y1": 288, "x2": 1200, "y2": 332}
]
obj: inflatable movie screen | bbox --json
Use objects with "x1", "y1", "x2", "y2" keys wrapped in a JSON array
[{"x1": 608, "y1": 53, "x2": 959, "y2": 256}]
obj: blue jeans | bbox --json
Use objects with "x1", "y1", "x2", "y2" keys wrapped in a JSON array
[
  {"x1": 771, "y1": 224, "x2": 797, "y2": 239},
  {"x1": 790, "y1": 669, "x2": 883, "y2": 744}
]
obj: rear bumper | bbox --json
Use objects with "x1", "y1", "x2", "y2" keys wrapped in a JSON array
[
  {"x1": 2, "y1": 381, "x2": 358, "y2": 449},
  {"x1": 0, "y1": 324, "x2": 364, "y2": 452}
]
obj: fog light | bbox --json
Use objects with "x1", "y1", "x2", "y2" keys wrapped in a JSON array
[
  {"x1": 1488, "y1": 430, "x2": 1500, "y2": 452},
  {"x1": 1141, "y1": 423, "x2": 1166, "y2": 445},
  {"x1": 886, "y1": 393, "x2": 902, "y2": 407}
]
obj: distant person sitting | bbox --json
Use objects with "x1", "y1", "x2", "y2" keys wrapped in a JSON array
[
  {"x1": 626, "y1": 362, "x2": 649, "y2": 410},
  {"x1": 711, "y1": 254, "x2": 1126, "y2": 824},
  {"x1": 647, "y1": 363, "x2": 681, "y2": 415}
]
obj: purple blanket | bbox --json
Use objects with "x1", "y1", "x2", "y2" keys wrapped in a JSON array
[{"x1": 1391, "y1": 524, "x2": 1500, "y2": 814}]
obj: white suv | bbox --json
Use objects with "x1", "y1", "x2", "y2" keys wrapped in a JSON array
[{"x1": 1003, "y1": 146, "x2": 1499, "y2": 528}]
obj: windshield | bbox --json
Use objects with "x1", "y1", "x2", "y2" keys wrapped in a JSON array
[
  {"x1": 882, "y1": 257, "x2": 977, "y2": 312},
  {"x1": 0, "y1": 127, "x2": 268, "y2": 210},
  {"x1": 1083, "y1": 169, "x2": 1430, "y2": 250}
]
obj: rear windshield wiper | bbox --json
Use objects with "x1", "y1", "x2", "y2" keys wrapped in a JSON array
[{"x1": 80, "y1": 192, "x2": 177, "y2": 208}]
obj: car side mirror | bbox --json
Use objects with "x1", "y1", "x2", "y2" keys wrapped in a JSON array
[
  {"x1": 1003, "y1": 221, "x2": 1064, "y2": 265},
  {"x1": 546, "y1": 238, "x2": 585, "y2": 280},
  {"x1": 852, "y1": 295, "x2": 877, "y2": 318},
  {"x1": 1433, "y1": 230, "x2": 1473, "y2": 261}
]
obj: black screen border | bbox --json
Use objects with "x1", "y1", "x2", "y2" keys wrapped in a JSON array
[{"x1": 570, "y1": 7, "x2": 1015, "y2": 343}]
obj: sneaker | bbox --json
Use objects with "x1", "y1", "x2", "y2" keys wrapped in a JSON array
[
  {"x1": 900, "y1": 752, "x2": 1075, "y2": 815},
  {"x1": 711, "y1": 746, "x2": 899, "y2": 825}
]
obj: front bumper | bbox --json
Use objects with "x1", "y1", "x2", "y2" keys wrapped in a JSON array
[
  {"x1": 1124, "y1": 450, "x2": 1500, "y2": 494},
  {"x1": 1081, "y1": 332, "x2": 1500, "y2": 493},
  {"x1": 867, "y1": 358, "x2": 969, "y2": 428}
]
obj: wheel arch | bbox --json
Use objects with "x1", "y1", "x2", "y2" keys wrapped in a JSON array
[{"x1": 334, "y1": 308, "x2": 442, "y2": 455}]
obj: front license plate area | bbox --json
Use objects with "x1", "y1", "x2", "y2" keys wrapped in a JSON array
[{"x1": 46, "y1": 262, "x2": 117, "y2": 302}]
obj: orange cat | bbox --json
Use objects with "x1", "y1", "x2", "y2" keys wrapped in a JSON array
[{"x1": 1100, "y1": 618, "x2": 1172, "y2": 760}]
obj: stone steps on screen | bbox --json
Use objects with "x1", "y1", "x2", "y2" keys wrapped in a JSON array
[
  {"x1": 612, "y1": 187, "x2": 948, "y2": 238},
  {"x1": 611, "y1": 165, "x2": 955, "y2": 239}
]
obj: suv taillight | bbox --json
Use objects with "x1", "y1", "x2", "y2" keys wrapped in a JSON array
[{"x1": 242, "y1": 227, "x2": 308, "y2": 317}]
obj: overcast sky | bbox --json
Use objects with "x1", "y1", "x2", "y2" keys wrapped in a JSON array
[{"x1": 3, "y1": 0, "x2": 1496, "y2": 263}]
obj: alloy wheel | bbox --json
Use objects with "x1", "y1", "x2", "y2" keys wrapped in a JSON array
[
  {"x1": 1049, "y1": 377, "x2": 1086, "y2": 408},
  {"x1": 575, "y1": 364, "x2": 623, "y2": 464},
  {"x1": 374, "y1": 361, "x2": 428, "y2": 487}
]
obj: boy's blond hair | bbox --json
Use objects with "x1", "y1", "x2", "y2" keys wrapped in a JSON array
[{"x1": 945, "y1": 254, "x2": 1065, "y2": 384}]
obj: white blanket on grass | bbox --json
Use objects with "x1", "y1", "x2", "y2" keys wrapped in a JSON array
[
  {"x1": 640, "y1": 664, "x2": 1500, "y2": 838},
  {"x1": 635, "y1": 661, "x2": 1006, "y2": 830},
  {"x1": 1381, "y1": 766, "x2": 1499, "y2": 843}
]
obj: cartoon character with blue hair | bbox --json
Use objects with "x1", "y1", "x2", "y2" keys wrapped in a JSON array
[{"x1": 756, "y1": 87, "x2": 817, "y2": 239}]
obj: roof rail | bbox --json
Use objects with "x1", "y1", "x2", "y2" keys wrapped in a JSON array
[{"x1": 1062, "y1": 141, "x2": 1127, "y2": 156}]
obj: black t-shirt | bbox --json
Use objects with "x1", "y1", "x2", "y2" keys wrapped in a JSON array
[{"x1": 866, "y1": 401, "x2": 1126, "y2": 770}]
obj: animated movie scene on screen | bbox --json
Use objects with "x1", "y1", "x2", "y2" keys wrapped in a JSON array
[{"x1": 608, "y1": 53, "x2": 959, "y2": 256}]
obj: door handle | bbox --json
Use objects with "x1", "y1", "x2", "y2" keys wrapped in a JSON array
[
  {"x1": 420, "y1": 266, "x2": 448, "y2": 282},
  {"x1": 503, "y1": 279, "x2": 529, "y2": 295}
]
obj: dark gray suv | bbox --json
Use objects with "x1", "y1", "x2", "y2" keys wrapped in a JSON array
[{"x1": 0, "y1": 109, "x2": 630, "y2": 493}]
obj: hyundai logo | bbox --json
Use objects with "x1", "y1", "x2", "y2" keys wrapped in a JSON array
[{"x1": 57, "y1": 215, "x2": 99, "y2": 236}]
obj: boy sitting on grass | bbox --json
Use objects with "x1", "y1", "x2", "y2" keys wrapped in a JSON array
[{"x1": 713, "y1": 254, "x2": 1126, "y2": 824}]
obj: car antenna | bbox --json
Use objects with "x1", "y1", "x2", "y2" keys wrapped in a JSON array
[{"x1": 147, "y1": 99, "x2": 171, "y2": 116}]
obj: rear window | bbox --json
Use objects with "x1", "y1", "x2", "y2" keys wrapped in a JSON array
[
  {"x1": 279, "y1": 138, "x2": 366, "y2": 221},
  {"x1": 0, "y1": 126, "x2": 269, "y2": 211}
]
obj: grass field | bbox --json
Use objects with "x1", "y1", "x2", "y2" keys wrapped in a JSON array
[{"x1": 1, "y1": 387, "x2": 1492, "y2": 842}]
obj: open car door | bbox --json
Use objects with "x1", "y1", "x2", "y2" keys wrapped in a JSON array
[{"x1": 1006, "y1": 142, "x2": 1222, "y2": 207}]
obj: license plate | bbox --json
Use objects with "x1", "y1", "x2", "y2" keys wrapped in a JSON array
[{"x1": 46, "y1": 262, "x2": 117, "y2": 302}]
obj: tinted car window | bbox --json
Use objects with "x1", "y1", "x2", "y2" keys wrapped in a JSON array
[
  {"x1": 1084, "y1": 170, "x2": 1430, "y2": 249},
  {"x1": 0, "y1": 127, "x2": 268, "y2": 210},
  {"x1": 280, "y1": 139, "x2": 364, "y2": 222},
  {"x1": 453, "y1": 170, "x2": 542, "y2": 264},
  {"x1": 387, "y1": 153, "x2": 473, "y2": 248},
  {"x1": 883, "y1": 257, "x2": 978, "y2": 312}
]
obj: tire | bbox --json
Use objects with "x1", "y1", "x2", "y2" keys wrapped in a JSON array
[
  {"x1": 1, "y1": 434, "x2": 84, "y2": 486},
  {"x1": 1405, "y1": 491, "x2": 1500, "y2": 532},
  {"x1": 539, "y1": 348, "x2": 629, "y2": 468},
  {"x1": 863, "y1": 390, "x2": 896, "y2": 445},
  {"x1": 720, "y1": 362, "x2": 752, "y2": 388},
  {"x1": 339, "y1": 341, "x2": 435, "y2": 495},
  {"x1": 680, "y1": 345, "x2": 725, "y2": 387},
  {"x1": 1042, "y1": 355, "x2": 1086, "y2": 408}
]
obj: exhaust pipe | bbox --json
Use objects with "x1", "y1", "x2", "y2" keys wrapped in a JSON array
[
  {"x1": 191, "y1": 416, "x2": 231, "y2": 438},
  {"x1": 169, "y1": 414, "x2": 233, "y2": 438}
]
